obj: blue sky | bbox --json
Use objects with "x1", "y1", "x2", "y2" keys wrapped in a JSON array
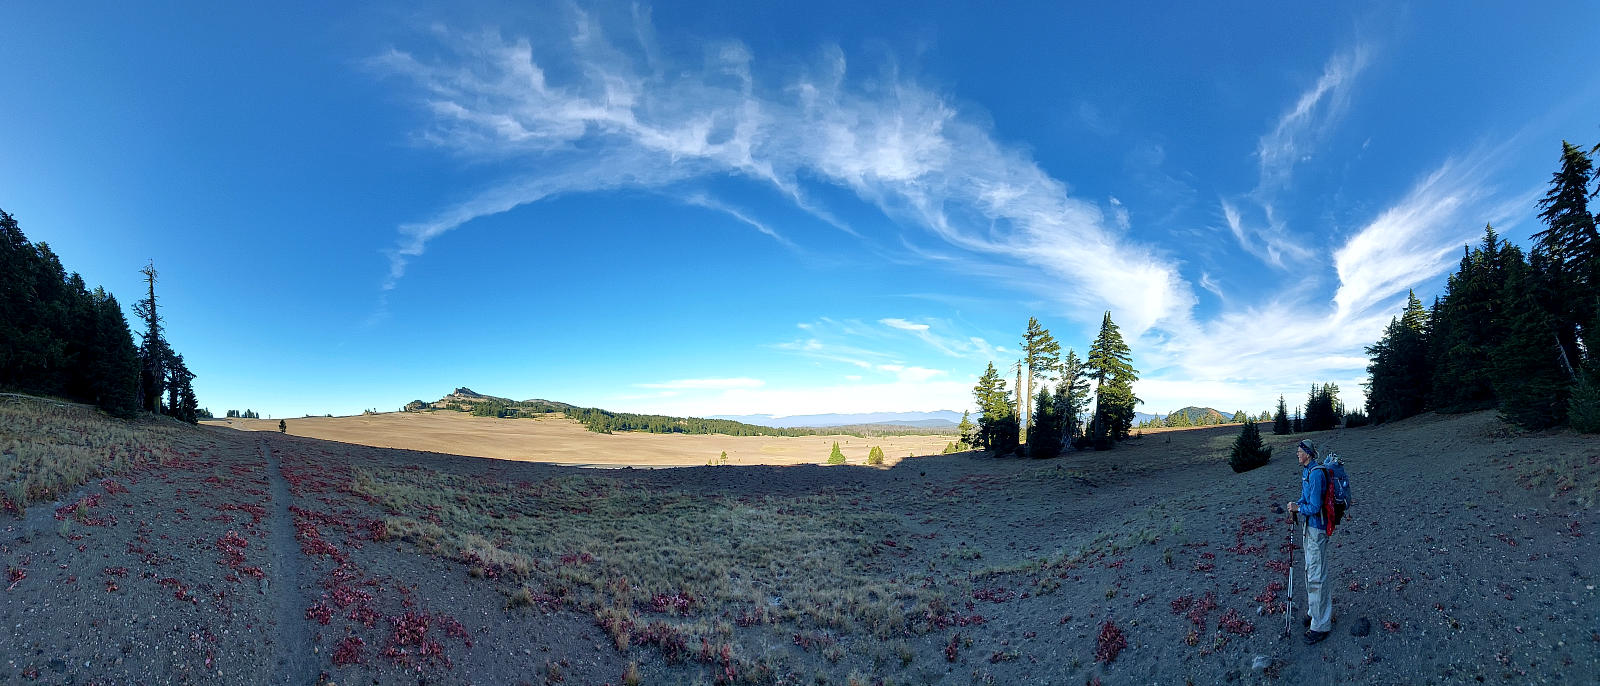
[{"x1": 4, "y1": 2, "x2": 1599, "y2": 419}]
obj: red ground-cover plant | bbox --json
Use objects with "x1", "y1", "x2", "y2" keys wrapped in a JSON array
[
  {"x1": 436, "y1": 614, "x2": 472, "y2": 647},
  {"x1": 636, "y1": 621, "x2": 689, "y2": 664},
  {"x1": 332, "y1": 636, "x2": 366, "y2": 666},
  {"x1": 1218, "y1": 608, "x2": 1256, "y2": 635},
  {"x1": 156, "y1": 577, "x2": 196, "y2": 603},
  {"x1": 972, "y1": 587, "x2": 1017, "y2": 603},
  {"x1": 1185, "y1": 592, "x2": 1219, "y2": 630},
  {"x1": 649, "y1": 592, "x2": 695, "y2": 615},
  {"x1": 924, "y1": 609, "x2": 986, "y2": 629},
  {"x1": 1095, "y1": 620, "x2": 1127, "y2": 664},
  {"x1": 6, "y1": 567, "x2": 25, "y2": 590},
  {"x1": 1264, "y1": 559, "x2": 1291, "y2": 575},
  {"x1": 1238, "y1": 515, "x2": 1270, "y2": 535},
  {"x1": 945, "y1": 633, "x2": 961, "y2": 662},
  {"x1": 306, "y1": 602, "x2": 334, "y2": 625},
  {"x1": 212, "y1": 503, "x2": 266, "y2": 526},
  {"x1": 383, "y1": 611, "x2": 447, "y2": 667},
  {"x1": 1253, "y1": 581, "x2": 1284, "y2": 605},
  {"x1": 100, "y1": 479, "x2": 130, "y2": 495}
]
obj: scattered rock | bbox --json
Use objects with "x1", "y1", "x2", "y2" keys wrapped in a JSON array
[
  {"x1": 1251, "y1": 655, "x2": 1275, "y2": 673},
  {"x1": 1271, "y1": 503, "x2": 1285, "y2": 514},
  {"x1": 1351, "y1": 617, "x2": 1371, "y2": 637}
]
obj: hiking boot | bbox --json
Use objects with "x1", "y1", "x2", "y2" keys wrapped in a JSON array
[
  {"x1": 1303, "y1": 629, "x2": 1330, "y2": 645},
  {"x1": 1304, "y1": 615, "x2": 1334, "y2": 630}
]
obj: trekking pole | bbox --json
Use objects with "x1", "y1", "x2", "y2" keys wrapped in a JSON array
[{"x1": 1285, "y1": 511, "x2": 1296, "y2": 637}]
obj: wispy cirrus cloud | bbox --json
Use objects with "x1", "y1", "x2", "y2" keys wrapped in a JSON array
[
  {"x1": 372, "y1": 11, "x2": 1193, "y2": 335},
  {"x1": 1145, "y1": 144, "x2": 1524, "y2": 414},
  {"x1": 1221, "y1": 45, "x2": 1371, "y2": 270},
  {"x1": 1332, "y1": 150, "x2": 1530, "y2": 323},
  {"x1": 1256, "y1": 46, "x2": 1371, "y2": 194}
]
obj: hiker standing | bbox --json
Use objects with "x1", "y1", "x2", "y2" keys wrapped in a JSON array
[{"x1": 1286, "y1": 438, "x2": 1333, "y2": 645}]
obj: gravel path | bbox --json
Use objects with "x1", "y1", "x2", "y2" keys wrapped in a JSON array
[{"x1": 263, "y1": 441, "x2": 315, "y2": 684}]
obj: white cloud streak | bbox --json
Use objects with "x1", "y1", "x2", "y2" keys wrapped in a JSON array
[
  {"x1": 1256, "y1": 47, "x2": 1371, "y2": 194},
  {"x1": 1222, "y1": 46, "x2": 1371, "y2": 271}
]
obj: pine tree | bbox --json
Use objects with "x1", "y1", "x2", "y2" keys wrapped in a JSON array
[
  {"x1": 1569, "y1": 369, "x2": 1600, "y2": 433},
  {"x1": 278, "y1": 419, "x2": 286, "y2": 433},
  {"x1": 1019, "y1": 317, "x2": 1061, "y2": 442},
  {"x1": 956, "y1": 410, "x2": 975, "y2": 449},
  {"x1": 1057, "y1": 349, "x2": 1091, "y2": 442},
  {"x1": 1364, "y1": 290, "x2": 1432, "y2": 423},
  {"x1": 167, "y1": 354, "x2": 198, "y2": 423},
  {"x1": 1303, "y1": 383, "x2": 1340, "y2": 432},
  {"x1": 1086, "y1": 312, "x2": 1140, "y2": 443},
  {"x1": 866, "y1": 446, "x2": 885, "y2": 466},
  {"x1": 1493, "y1": 248, "x2": 1573, "y2": 429},
  {"x1": 1533, "y1": 141, "x2": 1599, "y2": 364},
  {"x1": 972, "y1": 362, "x2": 1019, "y2": 452},
  {"x1": 1228, "y1": 420, "x2": 1272, "y2": 473},
  {"x1": 1028, "y1": 386, "x2": 1062, "y2": 459},
  {"x1": 90, "y1": 289, "x2": 141, "y2": 415},
  {"x1": 1273, "y1": 396, "x2": 1291, "y2": 435},
  {"x1": 1232, "y1": 410, "x2": 1247, "y2": 423},
  {"x1": 827, "y1": 441, "x2": 846, "y2": 465},
  {"x1": 1431, "y1": 226, "x2": 1512, "y2": 411}
]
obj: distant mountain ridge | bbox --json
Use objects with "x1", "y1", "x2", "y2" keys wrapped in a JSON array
[{"x1": 710, "y1": 411, "x2": 963, "y2": 429}]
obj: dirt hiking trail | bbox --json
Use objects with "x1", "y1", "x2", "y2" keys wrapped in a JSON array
[{"x1": 262, "y1": 441, "x2": 315, "y2": 684}]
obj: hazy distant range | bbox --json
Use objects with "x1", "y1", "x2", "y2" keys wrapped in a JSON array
[{"x1": 710, "y1": 411, "x2": 963, "y2": 429}]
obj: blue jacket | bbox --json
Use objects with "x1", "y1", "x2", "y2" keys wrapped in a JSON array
[{"x1": 1297, "y1": 459, "x2": 1328, "y2": 532}]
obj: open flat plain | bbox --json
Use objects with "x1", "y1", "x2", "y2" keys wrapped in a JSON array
[{"x1": 204, "y1": 411, "x2": 956, "y2": 468}]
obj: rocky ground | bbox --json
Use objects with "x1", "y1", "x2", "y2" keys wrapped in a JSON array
[{"x1": 2, "y1": 400, "x2": 1596, "y2": 684}]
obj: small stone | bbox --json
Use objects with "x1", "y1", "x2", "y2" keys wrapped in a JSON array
[
  {"x1": 1251, "y1": 655, "x2": 1274, "y2": 673},
  {"x1": 1350, "y1": 617, "x2": 1371, "y2": 637}
]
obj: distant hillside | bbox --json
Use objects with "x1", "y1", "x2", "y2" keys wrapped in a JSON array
[
  {"x1": 1162, "y1": 406, "x2": 1236, "y2": 425},
  {"x1": 711, "y1": 411, "x2": 963, "y2": 429},
  {"x1": 413, "y1": 389, "x2": 954, "y2": 438}
]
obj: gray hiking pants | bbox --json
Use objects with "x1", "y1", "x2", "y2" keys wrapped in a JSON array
[{"x1": 1304, "y1": 524, "x2": 1333, "y2": 632}]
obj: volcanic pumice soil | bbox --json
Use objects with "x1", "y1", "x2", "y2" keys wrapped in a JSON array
[{"x1": 3, "y1": 398, "x2": 1597, "y2": 685}]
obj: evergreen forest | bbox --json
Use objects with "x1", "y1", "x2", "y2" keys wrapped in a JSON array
[{"x1": 0, "y1": 209, "x2": 200, "y2": 422}]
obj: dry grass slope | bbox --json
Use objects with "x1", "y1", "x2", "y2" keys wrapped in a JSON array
[{"x1": 0, "y1": 395, "x2": 176, "y2": 514}]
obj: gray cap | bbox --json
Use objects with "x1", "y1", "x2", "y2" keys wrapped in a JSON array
[{"x1": 1297, "y1": 439, "x2": 1317, "y2": 458}]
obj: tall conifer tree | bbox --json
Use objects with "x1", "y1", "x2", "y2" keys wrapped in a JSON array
[
  {"x1": 1086, "y1": 312, "x2": 1140, "y2": 442},
  {"x1": 1019, "y1": 317, "x2": 1060, "y2": 442},
  {"x1": 1533, "y1": 141, "x2": 1598, "y2": 367}
]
